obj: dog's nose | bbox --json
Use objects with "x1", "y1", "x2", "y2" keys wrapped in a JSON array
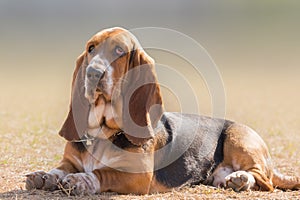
[{"x1": 86, "y1": 66, "x2": 104, "y2": 83}]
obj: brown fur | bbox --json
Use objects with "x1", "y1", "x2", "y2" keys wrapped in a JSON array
[
  {"x1": 218, "y1": 123, "x2": 300, "y2": 191},
  {"x1": 59, "y1": 52, "x2": 89, "y2": 141}
]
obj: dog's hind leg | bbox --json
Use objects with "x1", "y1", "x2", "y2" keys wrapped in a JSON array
[{"x1": 219, "y1": 123, "x2": 275, "y2": 191}]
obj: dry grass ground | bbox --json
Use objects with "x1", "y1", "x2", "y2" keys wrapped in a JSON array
[{"x1": 1, "y1": 69, "x2": 300, "y2": 199}]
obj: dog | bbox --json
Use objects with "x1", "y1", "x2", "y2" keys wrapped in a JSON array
[{"x1": 25, "y1": 27, "x2": 300, "y2": 195}]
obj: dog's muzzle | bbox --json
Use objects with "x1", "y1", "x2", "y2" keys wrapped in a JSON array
[
  {"x1": 86, "y1": 66, "x2": 105, "y2": 86},
  {"x1": 85, "y1": 65, "x2": 106, "y2": 103}
]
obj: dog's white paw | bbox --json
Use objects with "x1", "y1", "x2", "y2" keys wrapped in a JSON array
[
  {"x1": 25, "y1": 171, "x2": 59, "y2": 191},
  {"x1": 61, "y1": 173, "x2": 100, "y2": 196},
  {"x1": 225, "y1": 171, "x2": 255, "y2": 192}
]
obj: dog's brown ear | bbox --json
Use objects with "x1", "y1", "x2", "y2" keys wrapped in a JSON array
[
  {"x1": 59, "y1": 52, "x2": 90, "y2": 141},
  {"x1": 122, "y1": 48, "x2": 164, "y2": 146}
]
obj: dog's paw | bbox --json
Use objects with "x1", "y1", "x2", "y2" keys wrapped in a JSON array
[
  {"x1": 25, "y1": 171, "x2": 59, "y2": 191},
  {"x1": 225, "y1": 171, "x2": 255, "y2": 192},
  {"x1": 61, "y1": 173, "x2": 100, "y2": 196}
]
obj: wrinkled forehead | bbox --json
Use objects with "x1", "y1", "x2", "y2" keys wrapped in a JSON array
[{"x1": 86, "y1": 28, "x2": 136, "y2": 52}]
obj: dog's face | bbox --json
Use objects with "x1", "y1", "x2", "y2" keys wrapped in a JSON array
[
  {"x1": 59, "y1": 27, "x2": 164, "y2": 146},
  {"x1": 84, "y1": 28, "x2": 135, "y2": 103}
]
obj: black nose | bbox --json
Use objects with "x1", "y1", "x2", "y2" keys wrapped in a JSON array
[{"x1": 86, "y1": 66, "x2": 104, "y2": 83}]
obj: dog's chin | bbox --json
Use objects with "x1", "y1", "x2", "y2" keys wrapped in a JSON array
[
  {"x1": 84, "y1": 91, "x2": 97, "y2": 104},
  {"x1": 98, "y1": 87, "x2": 113, "y2": 102},
  {"x1": 84, "y1": 85, "x2": 102, "y2": 104}
]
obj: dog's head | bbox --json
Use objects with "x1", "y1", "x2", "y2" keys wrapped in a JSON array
[{"x1": 59, "y1": 27, "x2": 164, "y2": 146}]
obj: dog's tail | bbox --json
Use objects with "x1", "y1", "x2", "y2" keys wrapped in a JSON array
[{"x1": 272, "y1": 170, "x2": 300, "y2": 190}]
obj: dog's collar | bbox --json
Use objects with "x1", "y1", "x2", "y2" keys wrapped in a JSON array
[
  {"x1": 70, "y1": 132, "x2": 95, "y2": 146},
  {"x1": 71, "y1": 130, "x2": 124, "y2": 146}
]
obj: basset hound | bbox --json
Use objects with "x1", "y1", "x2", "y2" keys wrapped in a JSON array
[{"x1": 25, "y1": 27, "x2": 300, "y2": 195}]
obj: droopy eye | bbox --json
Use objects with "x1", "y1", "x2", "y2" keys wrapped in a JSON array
[
  {"x1": 88, "y1": 45, "x2": 95, "y2": 53},
  {"x1": 115, "y1": 46, "x2": 125, "y2": 56}
]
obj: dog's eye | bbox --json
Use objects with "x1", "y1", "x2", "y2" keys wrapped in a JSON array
[
  {"x1": 115, "y1": 46, "x2": 125, "y2": 56},
  {"x1": 88, "y1": 45, "x2": 95, "y2": 53}
]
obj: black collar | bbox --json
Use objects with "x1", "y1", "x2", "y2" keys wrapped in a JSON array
[
  {"x1": 70, "y1": 131, "x2": 124, "y2": 152},
  {"x1": 70, "y1": 133, "x2": 95, "y2": 146}
]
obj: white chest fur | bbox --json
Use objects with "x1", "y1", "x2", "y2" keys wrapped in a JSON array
[{"x1": 80, "y1": 139, "x2": 154, "y2": 174}]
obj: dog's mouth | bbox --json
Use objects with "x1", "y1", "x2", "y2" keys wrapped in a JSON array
[
  {"x1": 84, "y1": 79, "x2": 102, "y2": 103},
  {"x1": 85, "y1": 79, "x2": 113, "y2": 104},
  {"x1": 84, "y1": 82, "x2": 95, "y2": 102}
]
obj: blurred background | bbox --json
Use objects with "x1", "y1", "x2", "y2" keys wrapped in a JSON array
[
  {"x1": 1, "y1": 0, "x2": 300, "y2": 192},
  {"x1": 0, "y1": 0, "x2": 300, "y2": 149}
]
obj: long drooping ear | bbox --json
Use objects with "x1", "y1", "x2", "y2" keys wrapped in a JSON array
[
  {"x1": 122, "y1": 48, "x2": 164, "y2": 146},
  {"x1": 59, "y1": 52, "x2": 90, "y2": 141}
]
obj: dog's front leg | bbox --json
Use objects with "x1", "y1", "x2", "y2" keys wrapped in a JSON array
[
  {"x1": 26, "y1": 143, "x2": 82, "y2": 191},
  {"x1": 61, "y1": 167, "x2": 153, "y2": 195},
  {"x1": 25, "y1": 158, "x2": 80, "y2": 191}
]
